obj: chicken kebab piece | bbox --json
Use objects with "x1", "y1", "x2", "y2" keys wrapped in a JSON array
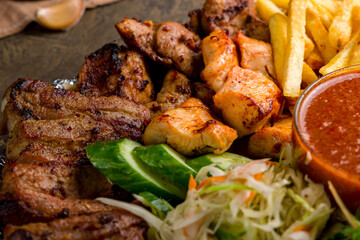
[
  {"x1": 116, "y1": 19, "x2": 203, "y2": 78},
  {"x1": 188, "y1": 0, "x2": 270, "y2": 41},
  {"x1": 0, "y1": 44, "x2": 153, "y2": 238}
]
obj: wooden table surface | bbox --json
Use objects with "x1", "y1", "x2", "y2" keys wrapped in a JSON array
[{"x1": 0, "y1": 0, "x2": 203, "y2": 108}]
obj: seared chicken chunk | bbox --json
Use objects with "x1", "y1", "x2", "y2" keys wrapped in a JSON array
[
  {"x1": 233, "y1": 31, "x2": 276, "y2": 82},
  {"x1": 78, "y1": 43, "x2": 154, "y2": 104},
  {"x1": 201, "y1": 29, "x2": 239, "y2": 92},
  {"x1": 214, "y1": 66, "x2": 283, "y2": 138},
  {"x1": 192, "y1": 81, "x2": 221, "y2": 116},
  {"x1": 200, "y1": 0, "x2": 270, "y2": 41},
  {"x1": 116, "y1": 19, "x2": 203, "y2": 77},
  {"x1": 146, "y1": 69, "x2": 192, "y2": 118},
  {"x1": 0, "y1": 79, "x2": 149, "y2": 226},
  {"x1": 143, "y1": 98, "x2": 237, "y2": 156},
  {"x1": 4, "y1": 210, "x2": 147, "y2": 240},
  {"x1": 248, "y1": 116, "x2": 292, "y2": 158}
]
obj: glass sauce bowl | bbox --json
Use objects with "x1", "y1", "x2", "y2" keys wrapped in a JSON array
[{"x1": 293, "y1": 65, "x2": 360, "y2": 211}]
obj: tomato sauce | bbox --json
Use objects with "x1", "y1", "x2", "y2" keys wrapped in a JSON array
[{"x1": 299, "y1": 73, "x2": 360, "y2": 175}]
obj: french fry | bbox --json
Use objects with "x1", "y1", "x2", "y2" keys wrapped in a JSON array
[
  {"x1": 269, "y1": 13, "x2": 288, "y2": 84},
  {"x1": 304, "y1": 34, "x2": 315, "y2": 59},
  {"x1": 353, "y1": 5, "x2": 360, "y2": 21},
  {"x1": 349, "y1": 36, "x2": 360, "y2": 65},
  {"x1": 306, "y1": 9, "x2": 337, "y2": 63},
  {"x1": 310, "y1": 0, "x2": 340, "y2": 16},
  {"x1": 256, "y1": 0, "x2": 285, "y2": 23},
  {"x1": 328, "y1": 0, "x2": 354, "y2": 49},
  {"x1": 305, "y1": 47, "x2": 324, "y2": 70},
  {"x1": 307, "y1": 0, "x2": 334, "y2": 29},
  {"x1": 320, "y1": 28, "x2": 360, "y2": 75},
  {"x1": 282, "y1": 0, "x2": 307, "y2": 97},
  {"x1": 302, "y1": 61, "x2": 318, "y2": 87},
  {"x1": 270, "y1": 0, "x2": 290, "y2": 9}
]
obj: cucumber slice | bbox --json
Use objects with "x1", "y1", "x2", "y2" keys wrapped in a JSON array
[
  {"x1": 86, "y1": 139, "x2": 186, "y2": 203},
  {"x1": 133, "y1": 144, "x2": 196, "y2": 187},
  {"x1": 187, "y1": 152, "x2": 252, "y2": 172},
  {"x1": 135, "y1": 191, "x2": 174, "y2": 219}
]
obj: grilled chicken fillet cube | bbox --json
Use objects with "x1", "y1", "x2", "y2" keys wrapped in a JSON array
[
  {"x1": 143, "y1": 98, "x2": 237, "y2": 156},
  {"x1": 201, "y1": 29, "x2": 239, "y2": 92},
  {"x1": 248, "y1": 116, "x2": 292, "y2": 158},
  {"x1": 78, "y1": 43, "x2": 154, "y2": 104},
  {"x1": 233, "y1": 31, "x2": 276, "y2": 82},
  {"x1": 116, "y1": 18, "x2": 203, "y2": 77},
  {"x1": 146, "y1": 69, "x2": 192, "y2": 119},
  {"x1": 4, "y1": 210, "x2": 147, "y2": 240},
  {"x1": 214, "y1": 66, "x2": 283, "y2": 138},
  {"x1": 200, "y1": 0, "x2": 270, "y2": 41}
]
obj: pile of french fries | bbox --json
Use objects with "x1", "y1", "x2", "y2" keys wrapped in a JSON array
[{"x1": 256, "y1": 0, "x2": 360, "y2": 97}]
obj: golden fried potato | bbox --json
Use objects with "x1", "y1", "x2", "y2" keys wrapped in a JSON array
[
  {"x1": 143, "y1": 98, "x2": 237, "y2": 156},
  {"x1": 248, "y1": 116, "x2": 292, "y2": 158},
  {"x1": 201, "y1": 29, "x2": 239, "y2": 92},
  {"x1": 214, "y1": 66, "x2": 283, "y2": 138},
  {"x1": 305, "y1": 47, "x2": 324, "y2": 70}
]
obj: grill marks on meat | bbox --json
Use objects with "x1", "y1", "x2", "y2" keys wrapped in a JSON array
[
  {"x1": 2, "y1": 79, "x2": 150, "y2": 142},
  {"x1": 146, "y1": 69, "x2": 192, "y2": 119},
  {"x1": 78, "y1": 43, "x2": 155, "y2": 104},
  {"x1": 190, "y1": 0, "x2": 270, "y2": 41},
  {"x1": 4, "y1": 210, "x2": 147, "y2": 240},
  {"x1": 0, "y1": 79, "x2": 149, "y2": 230},
  {"x1": 116, "y1": 18, "x2": 203, "y2": 77}
]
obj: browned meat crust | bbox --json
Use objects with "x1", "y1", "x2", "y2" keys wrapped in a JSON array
[
  {"x1": 78, "y1": 43, "x2": 155, "y2": 104},
  {"x1": 190, "y1": 0, "x2": 269, "y2": 41},
  {"x1": 146, "y1": 69, "x2": 192, "y2": 118},
  {"x1": 116, "y1": 18, "x2": 203, "y2": 77},
  {"x1": 4, "y1": 210, "x2": 147, "y2": 240},
  {"x1": 0, "y1": 79, "x2": 149, "y2": 229}
]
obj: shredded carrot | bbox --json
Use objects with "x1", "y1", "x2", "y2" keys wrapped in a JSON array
[
  {"x1": 245, "y1": 172, "x2": 263, "y2": 203},
  {"x1": 266, "y1": 160, "x2": 278, "y2": 166},
  {"x1": 293, "y1": 225, "x2": 310, "y2": 232},
  {"x1": 188, "y1": 174, "x2": 197, "y2": 191},
  {"x1": 254, "y1": 172, "x2": 262, "y2": 181},
  {"x1": 197, "y1": 175, "x2": 228, "y2": 190}
]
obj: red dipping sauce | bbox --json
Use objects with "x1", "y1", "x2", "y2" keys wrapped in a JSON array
[{"x1": 294, "y1": 66, "x2": 360, "y2": 211}]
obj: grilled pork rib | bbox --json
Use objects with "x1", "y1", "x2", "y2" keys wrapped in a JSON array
[{"x1": 0, "y1": 79, "x2": 149, "y2": 238}]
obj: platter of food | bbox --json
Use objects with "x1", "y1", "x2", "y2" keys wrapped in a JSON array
[{"x1": 1, "y1": 0, "x2": 360, "y2": 239}]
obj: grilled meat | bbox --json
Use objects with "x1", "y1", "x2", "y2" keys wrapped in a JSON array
[
  {"x1": 197, "y1": 0, "x2": 269, "y2": 41},
  {"x1": 233, "y1": 30, "x2": 276, "y2": 82},
  {"x1": 214, "y1": 66, "x2": 283, "y2": 138},
  {"x1": 146, "y1": 69, "x2": 192, "y2": 118},
  {"x1": 201, "y1": 29, "x2": 239, "y2": 92},
  {"x1": 78, "y1": 43, "x2": 154, "y2": 104},
  {"x1": 248, "y1": 116, "x2": 292, "y2": 158},
  {"x1": 4, "y1": 210, "x2": 147, "y2": 240},
  {"x1": 116, "y1": 18, "x2": 203, "y2": 77},
  {"x1": 143, "y1": 97, "x2": 237, "y2": 156},
  {"x1": 1, "y1": 79, "x2": 150, "y2": 142},
  {"x1": 0, "y1": 79, "x2": 149, "y2": 227},
  {"x1": 191, "y1": 81, "x2": 221, "y2": 116}
]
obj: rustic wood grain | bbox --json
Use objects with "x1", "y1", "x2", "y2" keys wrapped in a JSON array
[{"x1": 0, "y1": 0, "x2": 203, "y2": 115}]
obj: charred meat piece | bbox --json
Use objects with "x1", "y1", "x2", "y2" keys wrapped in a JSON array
[
  {"x1": 146, "y1": 69, "x2": 192, "y2": 118},
  {"x1": 116, "y1": 19, "x2": 203, "y2": 77},
  {"x1": 78, "y1": 43, "x2": 154, "y2": 104},
  {"x1": 1, "y1": 79, "x2": 150, "y2": 142},
  {"x1": 248, "y1": 116, "x2": 292, "y2": 158},
  {"x1": 191, "y1": 81, "x2": 221, "y2": 116},
  {"x1": 143, "y1": 98, "x2": 237, "y2": 156},
  {"x1": 233, "y1": 30, "x2": 276, "y2": 82},
  {"x1": 197, "y1": 0, "x2": 269, "y2": 41},
  {"x1": 214, "y1": 66, "x2": 283, "y2": 138},
  {"x1": 0, "y1": 79, "x2": 149, "y2": 226},
  {"x1": 201, "y1": 29, "x2": 239, "y2": 92},
  {"x1": 4, "y1": 209, "x2": 147, "y2": 240}
]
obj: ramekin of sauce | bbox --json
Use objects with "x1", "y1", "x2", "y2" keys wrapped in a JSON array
[{"x1": 293, "y1": 65, "x2": 360, "y2": 211}]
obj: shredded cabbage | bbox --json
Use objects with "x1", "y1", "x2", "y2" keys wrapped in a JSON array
[{"x1": 156, "y1": 146, "x2": 332, "y2": 240}]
